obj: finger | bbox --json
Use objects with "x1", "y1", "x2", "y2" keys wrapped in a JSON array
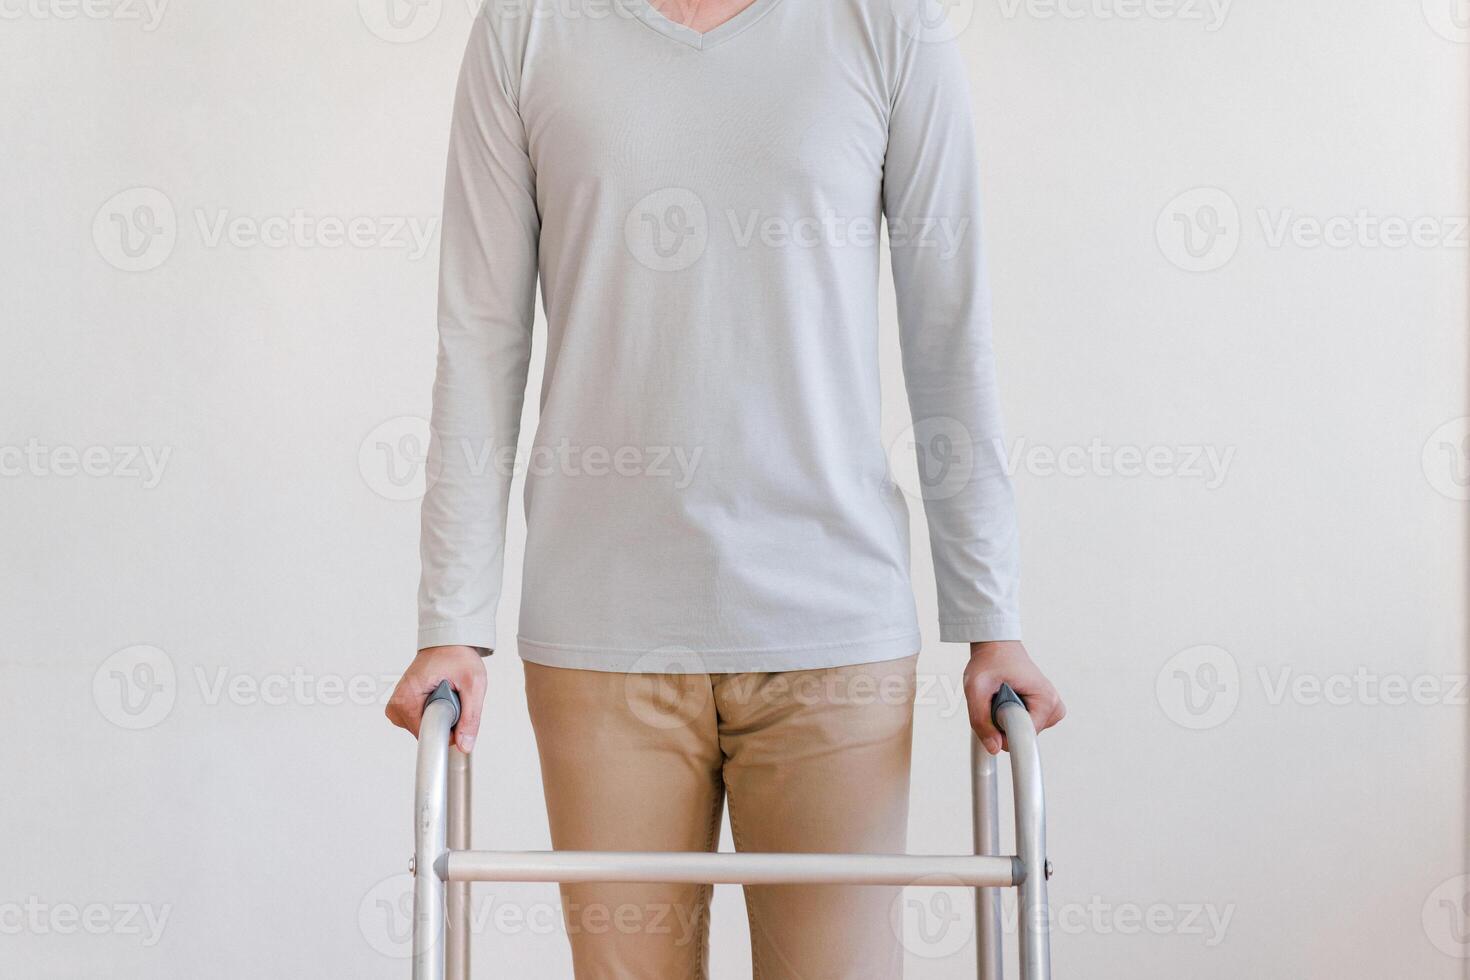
[
  {"x1": 967, "y1": 675, "x2": 1004, "y2": 755},
  {"x1": 1026, "y1": 697, "x2": 1051, "y2": 734},
  {"x1": 454, "y1": 674, "x2": 485, "y2": 754},
  {"x1": 396, "y1": 677, "x2": 436, "y2": 739},
  {"x1": 1030, "y1": 688, "x2": 1066, "y2": 732},
  {"x1": 384, "y1": 684, "x2": 415, "y2": 734},
  {"x1": 1015, "y1": 688, "x2": 1065, "y2": 734}
]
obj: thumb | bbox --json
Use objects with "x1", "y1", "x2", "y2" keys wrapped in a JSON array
[
  {"x1": 967, "y1": 675, "x2": 1004, "y2": 755},
  {"x1": 453, "y1": 673, "x2": 485, "y2": 754}
]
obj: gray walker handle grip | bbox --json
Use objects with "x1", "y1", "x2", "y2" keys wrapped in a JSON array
[
  {"x1": 991, "y1": 681, "x2": 1025, "y2": 729},
  {"x1": 424, "y1": 680, "x2": 461, "y2": 728}
]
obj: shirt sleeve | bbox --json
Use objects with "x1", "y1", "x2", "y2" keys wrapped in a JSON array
[
  {"x1": 417, "y1": 11, "x2": 539, "y2": 654},
  {"x1": 882, "y1": 28, "x2": 1022, "y2": 644}
]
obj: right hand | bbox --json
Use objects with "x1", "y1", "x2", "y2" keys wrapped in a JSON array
[
  {"x1": 385, "y1": 645, "x2": 486, "y2": 753},
  {"x1": 963, "y1": 641, "x2": 1065, "y2": 755}
]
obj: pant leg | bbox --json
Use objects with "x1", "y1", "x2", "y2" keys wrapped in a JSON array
[
  {"x1": 714, "y1": 655, "x2": 919, "y2": 980},
  {"x1": 524, "y1": 661, "x2": 725, "y2": 980}
]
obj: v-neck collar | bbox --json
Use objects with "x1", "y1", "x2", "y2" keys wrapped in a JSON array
[{"x1": 624, "y1": 0, "x2": 785, "y2": 50}]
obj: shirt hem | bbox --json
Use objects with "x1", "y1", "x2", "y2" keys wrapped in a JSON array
[
  {"x1": 418, "y1": 622, "x2": 496, "y2": 656},
  {"x1": 938, "y1": 618, "x2": 1023, "y2": 644},
  {"x1": 515, "y1": 630, "x2": 923, "y2": 674}
]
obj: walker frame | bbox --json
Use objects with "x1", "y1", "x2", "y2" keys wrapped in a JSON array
[{"x1": 408, "y1": 681, "x2": 1052, "y2": 979}]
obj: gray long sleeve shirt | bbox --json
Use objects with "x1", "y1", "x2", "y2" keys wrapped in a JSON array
[{"x1": 418, "y1": 0, "x2": 1021, "y2": 672}]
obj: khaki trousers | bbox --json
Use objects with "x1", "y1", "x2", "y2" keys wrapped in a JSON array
[{"x1": 523, "y1": 655, "x2": 919, "y2": 980}]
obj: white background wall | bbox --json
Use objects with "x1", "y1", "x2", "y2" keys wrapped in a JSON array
[{"x1": 2, "y1": 1, "x2": 1466, "y2": 977}]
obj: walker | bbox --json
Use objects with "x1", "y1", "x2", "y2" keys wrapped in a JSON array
[{"x1": 408, "y1": 681, "x2": 1052, "y2": 979}]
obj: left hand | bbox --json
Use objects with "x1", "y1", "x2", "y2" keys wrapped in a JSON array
[{"x1": 963, "y1": 641, "x2": 1065, "y2": 754}]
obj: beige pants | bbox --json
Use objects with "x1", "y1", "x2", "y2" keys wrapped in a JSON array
[{"x1": 523, "y1": 655, "x2": 919, "y2": 980}]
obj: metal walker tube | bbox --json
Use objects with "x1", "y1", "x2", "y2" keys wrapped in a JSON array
[
  {"x1": 446, "y1": 747, "x2": 471, "y2": 980},
  {"x1": 993, "y1": 685, "x2": 1052, "y2": 980},
  {"x1": 971, "y1": 735, "x2": 1005, "y2": 980},
  {"x1": 411, "y1": 683, "x2": 459, "y2": 980},
  {"x1": 411, "y1": 680, "x2": 1052, "y2": 979}
]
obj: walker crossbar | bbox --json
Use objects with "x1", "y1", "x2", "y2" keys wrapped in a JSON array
[
  {"x1": 410, "y1": 679, "x2": 1052, "y2": 980},
  {"x1": 446, "y1": 851, "x2": 1022, "y2": 887}
]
